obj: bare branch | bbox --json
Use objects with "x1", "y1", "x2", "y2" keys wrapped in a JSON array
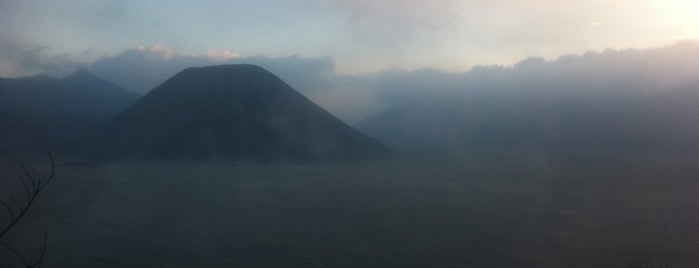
[
  {"x1": 0, "y1": 200, "x2": 14, "y2": 221},
  {"x1": 0, "y1": 239, "x2": 29, "y2": 267},
  {"x1": 0, "y1": 153, "x2": 55, "y2": 238},
  {"x1": 10, "y1": 198, "x2": 21, "y2": 212},
  {"x1": 34, "y1": 153, "x2": 55, "y2": 193},
  {"x1": 15, "y1": 177, "x2": 31, "y2": 203},
  {"x1": 18, "y1": 164, "x2": 36, "y2": 192},
  {"x1": 32, "y1": 233, "x2": 47, "y2": 268},
  {"x1": 0, "y1": 152, "x2": 55, "y2": 268}
]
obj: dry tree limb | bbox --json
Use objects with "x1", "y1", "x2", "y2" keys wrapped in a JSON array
[{"x1": 0, "y1": 153, "x2": 54, "y2": 268}]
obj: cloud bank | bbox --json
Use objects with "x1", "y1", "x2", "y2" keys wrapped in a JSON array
[
  {"x1": 0, "y1": 35, "x2": 84, "y2": 77},
  {"x1": 84, "y1": 44, "x2": 378, "y2": 123},
  {"x1": 1, "y1": 41, "x2": 698, "y2": 124}
]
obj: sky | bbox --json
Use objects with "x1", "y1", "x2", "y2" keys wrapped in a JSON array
[{"x1": 1, "y1": 0, "x2": 698, "y2": 78}]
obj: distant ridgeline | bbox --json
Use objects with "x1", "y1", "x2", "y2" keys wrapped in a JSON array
[
  {"x1": 356, "y1": 79, "x2": 699, "y2": 156},
  {"x1": 0, "y1": 69, "x2": 140, "y2": 153},
  {"x1": 355, "y1": 41, "x2": 699, "y2": 156},
  {"x1": 79, "y1": 64, "x2": 388, "y2": 162},
  {"x1": 4, "y1": 59, "x2": 699, "y2": 161}
]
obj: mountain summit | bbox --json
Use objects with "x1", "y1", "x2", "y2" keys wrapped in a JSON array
[{"x1": 97, "y1": 64, "x2": 388, "y2": 162}]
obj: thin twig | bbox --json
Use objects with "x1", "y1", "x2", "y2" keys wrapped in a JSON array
[
  {"x1": 0, "y1": 153, "x2": 54, "y2": 238},
  {"x1": 15, "y1": 177, "x2": 31, "y2": 203},
  {"x1": 0, "y1": 239, "x2": 29, "y2": 267},
  {"x1": 0, "y1": 152, "x2": 55, "y2": 268},
  {"x1": 0, "y1": 200, "x2": 14, "y2": 220},
  {"x1": 10, "y1": 197, "x2": 21, "y2": 211},
  {"x1": 33, "y1": 233, "x2": 48, "y2": 268},
  {"x1": 19, "y1": 164, "x2": 36, "y2": 192}
]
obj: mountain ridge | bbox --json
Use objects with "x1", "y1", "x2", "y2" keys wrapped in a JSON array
[
  {"x1": 355, "y1": 83, "x2": 699, "y2": 156},
  {"x1": 0, "y1": 69, "x2": 141, "y2": 153}
]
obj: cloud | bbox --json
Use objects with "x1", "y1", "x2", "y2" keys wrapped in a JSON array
[
  {"x1": 371, "y1": 40, "x2": 699, "y2": 110},
  {"x1": 84, "y1": 44, "x2": 383, "y2": 123},
  {"x1": 86, "y1": 44, "x2": 377, "y2": 122},
  {"x1": 353, "y1": 41, "x2": 699, "y2": 155},
  {"x1": 0, "y1": 36, "x2": 23, "y2": 57},
  {"x1": 103, "y1": 0, "x2": 127, "y2": 17},
  {"x1": 88, "y1": 44, "x2": 333, "y2": 93},
  {"x1": 206, "y1": 50, "x2": 240, "y2": 61},
  {"x1": 3, "y1": 40, "x2": 698, "y2": 125},
  {"x1": 137, "y1": 44, "x2": 177, "y2": 60},
  {"x1": 0, "y1": 39, "x2": 356, "y2": 120},
  {"x1": 88, "y1": 44, "x2": 220, "y2": 93},
  {"x1": 234, "y1": 55, "x2": 336, "y2": 92},
  {"x1": 0, "y1": 35, "x2": 84, "y2": 77},
  {"x1": 334, "y1": 0, "x2": 461, "y2": 36}
]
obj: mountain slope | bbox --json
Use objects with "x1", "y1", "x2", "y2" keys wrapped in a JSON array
[
  {"x1": 0, "y1": 69, "x2": 140, "y2": 152},
  {"x1": 355, "y1": 85, "x2": 699, "y2": 156},
  {"x1": 96, "y1": 64, "x2": 388, "y2": 162}
]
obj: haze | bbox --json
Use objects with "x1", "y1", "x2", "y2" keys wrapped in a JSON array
[
  {"x1": 2, "y1": 0, "x2": 698, "y2": 76},
  {"x1": 2, "y1": 1, "x2": 699, "y2": 267}
]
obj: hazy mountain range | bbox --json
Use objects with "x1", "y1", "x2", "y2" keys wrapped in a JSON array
[
  {"x1": 355, "y1": 42, "x2": 699, "y2": 156},
  {"x1": 0, "y1": 65, "x2": 387, "y2": 162},
  {"x1": 0, "y1": 69, "x2": 140, "y2": 152},
  {"x1": 355, "y1": 85, "x2": 699, "y2": 156},
  {"x1": 1, "y1": 42, "x2": 699, "y2": 160},
  {"x1": 79, "y1": 41, "x2": 699, "y2": 123}
]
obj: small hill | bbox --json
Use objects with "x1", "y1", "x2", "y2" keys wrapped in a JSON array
[
  {"x1": 0, "y1": 69, "x2": 140, "y2": 153},
  {"x1": 96, "y1": 64, "x2": 389, "y2": 162}
]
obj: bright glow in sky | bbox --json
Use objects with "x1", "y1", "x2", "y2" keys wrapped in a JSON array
[
  {"x1": 651, "y1": 0, "x2": 699, "y2": 38},
  {"x1": 0, "y1": 0, "x2": 698, "y2": 76}
]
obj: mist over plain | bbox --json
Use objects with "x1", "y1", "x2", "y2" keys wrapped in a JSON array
[{"x1": 1, "y1": 40, "x2": 699, "y2": 267}]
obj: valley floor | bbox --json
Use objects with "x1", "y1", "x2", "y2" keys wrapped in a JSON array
[{"x1": 2, "y1": 153, "x2": 699, "y2": 267}]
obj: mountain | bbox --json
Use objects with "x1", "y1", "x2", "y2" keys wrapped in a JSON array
[
  {"x1": 93, "y1": 64, "x2": 389, "y2": 162},
  {"x1": 0, "y1": 69, "x2": 141, "y2": 153},
  {"x1": 355, "y1": 84, "x2": 699, "y2": 156}
]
